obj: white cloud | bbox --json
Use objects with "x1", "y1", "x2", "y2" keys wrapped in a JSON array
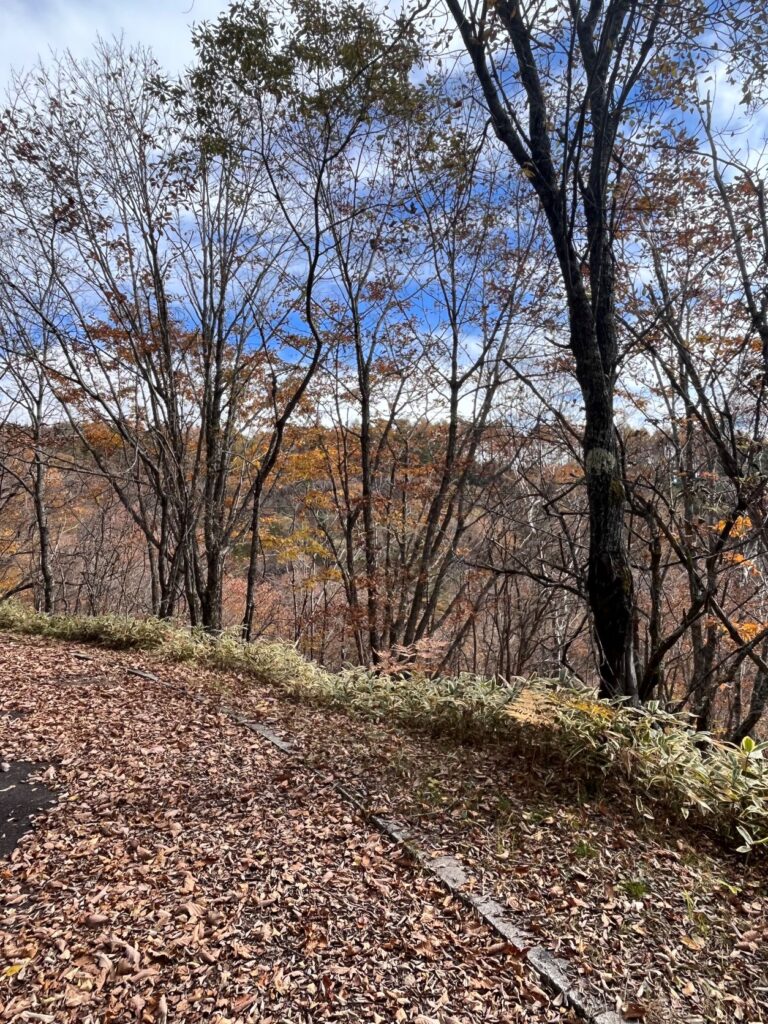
[
  {"x1": 0, "y1": 0, "x2": 228, "y2": 81},
  {"x1": 698, "y1": 58, "x2": 768, "y2": 173}
]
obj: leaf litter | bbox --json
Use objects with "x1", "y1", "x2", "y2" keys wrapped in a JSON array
[
  {"x1": 194, "y1": 654, "x2": 768, "y2": 1024},
  {"x1": 0, "y1": 635, "x2": 578, "y2": 1024}
]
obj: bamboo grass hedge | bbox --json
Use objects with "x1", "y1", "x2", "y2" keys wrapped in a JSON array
[{"x1": 1, "y1": 601, "x2": 766, "y2": 853}]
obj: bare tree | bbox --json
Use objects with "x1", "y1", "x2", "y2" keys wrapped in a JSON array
[{"x1": 438, "y1": 0, "x2": 749, "y2": 698}]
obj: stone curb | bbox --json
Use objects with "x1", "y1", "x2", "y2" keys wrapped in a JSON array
[{"x1": 230, "y1": 711, "x2": 625, "y2": 1024}]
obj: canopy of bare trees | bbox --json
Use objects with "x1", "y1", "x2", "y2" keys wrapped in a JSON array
[{"x1": 2, "y1": 0, "x2": 768, "y2": 740}]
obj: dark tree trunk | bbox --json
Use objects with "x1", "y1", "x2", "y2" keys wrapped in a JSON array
[
  {"x1": 33, "y1": 456, "x2": 54, "y2": 614},
  {"x1": 571, "y1": 306, "x2": 637, "y2": 700},
  {"x1": 443, "y1": 0, "x2": 655, "y2": 700},
  {"x1": 583, "y1": 422, "x2": 636, "y2": 699},
  {"x1": 200, "y1": 552, "x2": 224, "y2": 633}
]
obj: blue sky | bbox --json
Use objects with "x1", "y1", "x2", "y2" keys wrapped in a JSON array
[
  {"x1": 2, "y1": 2, "x2": 761, "y2": 146},
  {"x1": 1, "y1": 0, "x2": 228, "y2": 80}
]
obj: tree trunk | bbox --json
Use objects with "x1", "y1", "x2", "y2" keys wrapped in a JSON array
[
  {"x1": 32, "y1": 441, "x2": 54, "y2": 614},
  {"x1": 583, "y1": 423, "x2": 637, "y2": 700},
  {"x1": 568, "y1": 283, "x2": 637, "y2": 700},
  {"x1": 201, "y1": 550, "x2": 224, "y2": 633},
  {"x1": 241, "y1": 484, "x2": 263, "y2": 642},
  {"x1": 566, "y1": 251, "x2": 637, "y2": 701}
]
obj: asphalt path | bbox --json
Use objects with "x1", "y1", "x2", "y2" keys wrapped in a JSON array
[{"x1": 0, "y1": 753, "x2": 55, "y2": 858}]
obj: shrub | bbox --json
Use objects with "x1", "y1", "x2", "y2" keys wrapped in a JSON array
[{"x1": 522, "y1": 688, "x2": 768, "y2": 852}]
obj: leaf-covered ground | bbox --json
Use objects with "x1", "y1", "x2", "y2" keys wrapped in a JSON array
[
  {"x1": 238, "y1": 708, "x2": 768, "y2": 1024},
  {"x1": 0, "y1": 635, "x2": 577, "y2": 1023},
  {"x1": 205, "y1": 660, "x2": 768, "y2": 1024},
  {"x1": 1, "y1": 634, "x2": 767, "y2": 1024}
]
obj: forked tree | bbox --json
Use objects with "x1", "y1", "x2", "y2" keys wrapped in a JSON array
[{"x1": 440, "y1": 0, "x2": 758, "y2": 698}]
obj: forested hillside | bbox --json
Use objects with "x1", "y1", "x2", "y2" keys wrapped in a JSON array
[{"x1": 2, "y1": 1, "x2": 768, "y2": 737}]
